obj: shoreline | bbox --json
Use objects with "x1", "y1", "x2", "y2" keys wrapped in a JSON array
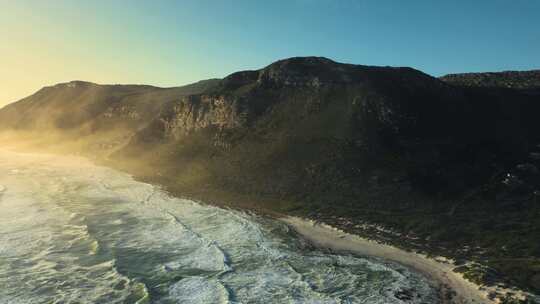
[
  {"x1": 280, "y1": 216, "x2": 492, "y2": 304},
  {"x1": 1, "y1": 148, "x2": 536, "y2": 303}
]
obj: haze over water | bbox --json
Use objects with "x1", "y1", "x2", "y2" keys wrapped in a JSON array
[{"x1": 0, "y1": 150, "x2": 438, "y2": 303}]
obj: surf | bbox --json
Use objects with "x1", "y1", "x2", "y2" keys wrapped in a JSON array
[{"x1": 0, "y1": 150, "x2": 439, "y2": 303}]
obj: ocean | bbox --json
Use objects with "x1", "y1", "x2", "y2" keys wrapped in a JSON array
[{"x1": 0, "y1": 150, "x2": 438, "y2": 303}]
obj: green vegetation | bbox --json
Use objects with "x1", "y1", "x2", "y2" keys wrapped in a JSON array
[{"x1": 1, "y1": 57, "x2": 540, "y2": 300}]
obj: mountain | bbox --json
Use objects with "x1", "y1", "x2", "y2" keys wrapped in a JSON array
[
  {"x1": 440, "y1": 70, "x2": 540, "y2": 90},
  {"x1": 1, "y1": 57, "x2": 540, "y2": 296},
  {"x1": 0, "y1": 78, "x2": 220, "y2": 153}
]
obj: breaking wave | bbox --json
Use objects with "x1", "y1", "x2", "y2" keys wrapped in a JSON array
[{"x1": 0, "y1": 150, "x2": 439, "y2": 303}]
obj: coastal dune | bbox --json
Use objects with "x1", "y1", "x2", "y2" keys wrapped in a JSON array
[{"x1": 282, "y1": 216, "x2": 492, "y2": 304}]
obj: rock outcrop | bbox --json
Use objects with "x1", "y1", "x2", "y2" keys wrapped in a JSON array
[{"x1": 158, "y1": 95, "x2": 250, "y2": 140}]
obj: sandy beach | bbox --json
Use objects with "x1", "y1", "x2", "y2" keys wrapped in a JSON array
[{"x1": 281, "y1": 216, "x2": 493, "y2": 304}]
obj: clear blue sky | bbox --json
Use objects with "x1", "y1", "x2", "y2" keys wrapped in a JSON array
[{"x1": 1, "y1": 0, "x2": 539, "y2": 105}]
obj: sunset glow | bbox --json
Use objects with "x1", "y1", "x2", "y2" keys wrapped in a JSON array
[{"x1": 2, "y1": 0, "x2": 539, "y2": 107}]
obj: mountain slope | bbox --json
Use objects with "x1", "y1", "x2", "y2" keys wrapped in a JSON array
[
  {"x1": 440, "y1": 70, "x2": 540, "y2": 89},
  {"x1": 1, "y1": 57, "x2": 540, "y2": 296},
  {"x1": 0, "y1": 78, "x2": 220, "y2": 154}
]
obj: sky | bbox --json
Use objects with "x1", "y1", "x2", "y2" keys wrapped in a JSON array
[{"x1": 1, "y1": 0, "x2": 539, "y2": 107}]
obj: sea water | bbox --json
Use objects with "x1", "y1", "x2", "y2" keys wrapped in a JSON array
[{"x1": 0, "y1": 150, "x2": 439, "y2": 303}]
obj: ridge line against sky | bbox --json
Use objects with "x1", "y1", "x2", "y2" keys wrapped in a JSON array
[{"x1": 1, "y1": 0, "x2": 539, "y2": 107}]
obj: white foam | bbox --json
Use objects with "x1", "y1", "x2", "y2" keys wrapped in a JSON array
[
  {"x1": 0, "y1": 149, "x2": 441, "y2": 304},
  {"x1": 110, "y1": 219, "x2": 123, "y2": 225},
  {"x1": 168, "y1": 277, "x2": 230, "y2": 304}
]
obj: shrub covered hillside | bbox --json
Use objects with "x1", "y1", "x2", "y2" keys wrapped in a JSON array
[{"x1": 1, "y1": 57, "x2": 540, "y2": 295}]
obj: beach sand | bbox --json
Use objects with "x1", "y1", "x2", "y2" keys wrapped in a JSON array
[{"x1": 281, "y1": 216, "x2": 493, "y2": 304}]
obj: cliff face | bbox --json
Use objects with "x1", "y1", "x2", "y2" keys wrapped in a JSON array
[
  {"x1": 158, "y1": 95, "x2": 249, "y2": 140},
  {"x1": 138, "y1": 57, "x2": 464, "y2": 148},
  {"x1": 2, "y1": 57, "x2": 540, "y2": 293}
]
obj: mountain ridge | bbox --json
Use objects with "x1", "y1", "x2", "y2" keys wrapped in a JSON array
[
  {"x1": 440, "y1": 69, "x2": 540, "y2": 89},
  {"x1": 1, "y1": 57, "x2": 540, "y2": 300}
]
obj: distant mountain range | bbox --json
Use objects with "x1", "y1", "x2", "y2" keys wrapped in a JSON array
[
  {"x1": 2, "y1": 57, "x2": 540, "y2": 296},
  {"x1": 441, "y1": 69, "x2": 540, "y2": 89}
]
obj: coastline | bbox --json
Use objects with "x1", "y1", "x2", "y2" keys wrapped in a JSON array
[
  {"x1": 281, "y1": 216, "x2": 492, "y2": 304},
  {"x1": 1, "y1": 148, "x2": 536, "y2": 303}
]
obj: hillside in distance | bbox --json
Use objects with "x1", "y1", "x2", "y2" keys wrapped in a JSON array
[
  {"x1": 441, "y1": 69, "x2": 540, "y2": 90},
  {"x1": 0, "y1": 78, "x2": 220, "y2": 152},
  {"x1": 1, "y1": 57, "x2": 540, "y2": 295}
]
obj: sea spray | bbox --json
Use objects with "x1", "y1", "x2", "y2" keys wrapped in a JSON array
[{"x1": 0, "y1": 150, "x2": 439, "y2": 303}]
